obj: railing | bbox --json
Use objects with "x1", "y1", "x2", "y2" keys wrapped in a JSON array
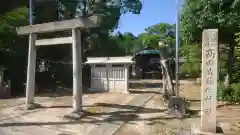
[{"x1": 108, "y1": 67, "x2": 125, "y2": 80}]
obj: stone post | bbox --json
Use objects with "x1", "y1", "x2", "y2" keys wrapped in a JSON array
[
  {"x1": 200, "y1": 29, "x2": 218, "y2": 133},
  {"x1": 26, "y1": 33, "x2": 37, "y2": 105},
  {"x1": 72, "y1": 28, "x2": 82, "y2": 113}
]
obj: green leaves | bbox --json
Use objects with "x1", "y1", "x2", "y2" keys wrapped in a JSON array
[
  {"x1": 181, "y1": 0, "x2": 240, "y2": 42},
  {"x1": 181, "y1": 0, "x2": 240, "y2": 85},
  {"x1": 135, "y1": 23, "x2": 176, "y2": 57},
  {"x1": 233, "y1": 31, "x2": 240, "y2": 82},
  {"x1": 217, "y1": 82, "x2": 240, "y2": 104},
  {"x1": 0, "y1": 7, "x2": 29, "y2": 49},
  {"x1": 179, "y1": 43, "x2": 201, "y2": 78}
]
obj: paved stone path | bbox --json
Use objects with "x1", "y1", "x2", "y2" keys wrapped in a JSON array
[
  {"x1": 0, "y1": 89, "x2": 159, "y2": 135},
  {"x1": 89, "y1": 93, "x2": 155, "y2": 135}
]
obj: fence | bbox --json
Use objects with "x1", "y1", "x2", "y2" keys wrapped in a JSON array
[{"x1": 90, "y1": 66, "x2": 127, "y2": 92}]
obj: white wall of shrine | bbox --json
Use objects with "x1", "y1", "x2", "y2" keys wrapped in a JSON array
[{"x1": 85, "y1": 56, "x2": 134, "y2": 93}]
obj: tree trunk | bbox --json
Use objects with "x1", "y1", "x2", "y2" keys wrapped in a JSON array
[
  {"x1": 161, "y1": 59, "x2": 175, "y2": 101},
  {"x1": 224, "y1": 74, "x2": 229, "y2": 88},
  {"x1": 161, "y1": 64, "x2": 167, "y2": 101},
  {"x1": 227, "y1": 39, "x2": 235, "y2": 84}
]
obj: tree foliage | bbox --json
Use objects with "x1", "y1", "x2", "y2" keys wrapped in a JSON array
[
  {"x1": 181, "y1": 0, "x2": 240, "y2": 83},
  {"x1": 233, "y1": 31, "x2": 240, "y2": 82},
  {"x1": 181, "y1": 0, "x2": 240, "y2": 43},
  {"x1": 0, "y1": 0, "x2": 142, "y2": 94},
  {"x1": 135, "y1": 23, "x2": 176, "y2": 56},
  {"x1": 180, "y1": 0, "x2": 240, "y2": 103},
  {"x1": 180, "y1": 43, "x2": 201, "y2": 78}
]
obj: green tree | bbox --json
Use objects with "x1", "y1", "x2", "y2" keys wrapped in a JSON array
[
  {"x1": 0, "y1": 0, "x2": 143, "y2": 93},
  {"x1": 136, "y1": 23, "x2": 176, "y2": 57},
  {"x1": 115, "y1": 32, "x2": 137, "y2": 55},
  {"x1": 181, "y1": 0, "x2": 240, "y2": 83},
  {"x1": 0, "y1": 6, "x2": 30, "y2": 94},
  {"x1": 32, "y1": 0, "x2": 142, "y2": 59}
]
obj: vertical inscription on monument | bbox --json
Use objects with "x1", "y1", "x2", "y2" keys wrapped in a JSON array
[{"x1": 201, "y1": 29, "x2": 218, "y2": 133}]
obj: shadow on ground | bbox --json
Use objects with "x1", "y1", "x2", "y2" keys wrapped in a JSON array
[
  {"x1": 186, "y1": 99, "x2": 200, "y2": 103},
  {"x1": 0, "y1": 102, "x2": 200, "y2": 127},
  {"x1": 129, "y1": 81, "x2": 163, "y2": 89},
  {"x1": 129, "y1": 90, "x2": 162, "y2": 94}
]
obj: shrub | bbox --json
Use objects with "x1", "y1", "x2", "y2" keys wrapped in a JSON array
[
  {"x1": 180, "y1": 43, "x2": 201, "y2": 78},
  {"x1": 217, "y1": 82, "x2": 233, "y2": 102},
  {"x1": 180, "y1": 62, "x2": 201, "y2": 78},
  {"x1": 217, "y1": 82, "x2": 240, "y2": 104},
  {"x1": 230, "y1": 83, "x2": 240, "y2": 104}
]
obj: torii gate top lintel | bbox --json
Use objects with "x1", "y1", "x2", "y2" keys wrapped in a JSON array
[{"x1": 16, "y1": 15, "x2": 101, "y2": 35}]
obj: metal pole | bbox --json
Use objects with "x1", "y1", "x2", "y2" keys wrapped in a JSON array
[
  {"x1": 29, "y1": 0, "x2": 33, "y2": 25},
  {"x1": 175, "y1": 0, "x2": 180, "y2": 97}
]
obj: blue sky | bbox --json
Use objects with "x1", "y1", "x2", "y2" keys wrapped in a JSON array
[{"x1": 115, "y1": 0, "x2": 183, "y2": 36}]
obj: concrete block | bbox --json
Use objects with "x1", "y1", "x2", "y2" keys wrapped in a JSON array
[{"x1": 167, "y1": 96, "x2": 186, "y2": 116}]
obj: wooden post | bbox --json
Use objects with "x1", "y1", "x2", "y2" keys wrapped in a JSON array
[
  {"x1": 124, "y1": 64, "x2": 129, "y2": 93},
  {"x1": 72, "y1": 28, "x2": 82, "y2": 112},
  {"x1": 201, "y1": 29, "x2": 218, "y2": 133},
  {"x1": 0, "y1": 68, "x2": 3, "y2": 87},
  {"x1": 26, "y1": 33, "x2": 37, "y2": 105},
  {"x1": 106, "y1": 64, "x2": 109, "y2": 91}
]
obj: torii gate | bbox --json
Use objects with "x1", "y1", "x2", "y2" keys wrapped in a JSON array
[{"x1": 16, "y1": 15, "x2": 101, "y2": 118}]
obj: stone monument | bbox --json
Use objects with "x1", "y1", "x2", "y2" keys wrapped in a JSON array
[
  {"x1": 201, "y1": 29, "x2": 218, "y2": 133},
  {"x1": 192, "y1": 29, "x2": 221, "y2": 134}
]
